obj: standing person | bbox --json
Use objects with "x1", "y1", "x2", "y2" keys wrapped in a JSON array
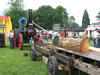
[
  {"x1": 73, "y1": 32, "x2": 76, "y2": 38},
  {"x1": 45, "y1": 31, "x2": 48, "y2": 41},
  {"x1": 97, "y1": 30, "x2": 100, "y2": 48},
  {"x1": 92, "y1": 28, "x2": 99, "y2": 47},
  {"x1": 19, "y1": 17, "x2": 27, "y2": 32},
  {"x1": 48, "y1": 31, "x2": 53, "y2": 40},
  {"x1": 66, "y1": 32, "x2": 68, "y2": 38},
  {"x1": 56, "y1": 32, "x2": 60, "y2": 37},
  {"x1": 69, "y1": 31, "x2": 72, "y2": 38},
  {"x1": 9, "y1": 30, "x2": 14, "y2": 49}
]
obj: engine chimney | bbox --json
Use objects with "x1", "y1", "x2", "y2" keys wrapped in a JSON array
[{"x1": 28, "y1": 9, "x2": 32, "y2": 23}]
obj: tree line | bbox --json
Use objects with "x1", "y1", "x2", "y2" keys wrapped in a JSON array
[{"x1": 4, "y1": 0, "x2": 90, "y2": 30}]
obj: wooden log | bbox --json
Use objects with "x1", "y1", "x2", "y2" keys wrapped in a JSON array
[{"x1": 59, "y1": 38, "x2": 89, "y2": 53}]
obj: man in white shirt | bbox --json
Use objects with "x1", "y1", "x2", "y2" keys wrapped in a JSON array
[
  {"x1": 92, "y1": 28, "x2": 99, "y2": 47},
  {"x1": 9, "y1": 30, "x2": 14, "y2": 49}
]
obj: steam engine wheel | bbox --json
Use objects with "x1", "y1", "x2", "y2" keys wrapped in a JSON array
[{"x1": 18, "y1": 33, "x2": 23, "y2": 50}]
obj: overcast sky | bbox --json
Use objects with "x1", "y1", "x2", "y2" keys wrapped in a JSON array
[{"x1": 0, "y1": 0, "x2": 100, "y2": 26}]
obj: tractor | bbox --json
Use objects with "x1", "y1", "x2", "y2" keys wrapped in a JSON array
[{"x1": 14, "y1": 9, "x2": 41, "y2": 50}]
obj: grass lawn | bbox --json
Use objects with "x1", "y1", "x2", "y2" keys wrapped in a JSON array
[
  {"x1": 0, "y1": 42, "x2": 47, "y2": 75},
  {"x1": 89, "y1": 40, "x2": 94, "y2": 47},
  {"x1": 0, "y1": 40, "x2": 92, "y2": 75}
]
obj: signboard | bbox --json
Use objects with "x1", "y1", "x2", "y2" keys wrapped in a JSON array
[{"x1": 53, "y1": 24, "x2": 61, "y2": 31}]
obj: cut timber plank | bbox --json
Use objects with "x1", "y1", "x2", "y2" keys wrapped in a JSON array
[{"x1": 89, "y1": 46, "x2": 100, "y2": 53}]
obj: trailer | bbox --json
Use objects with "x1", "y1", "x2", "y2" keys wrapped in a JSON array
[{"x1": 30, "y1": 37, "x2": 100, "y2": 75}]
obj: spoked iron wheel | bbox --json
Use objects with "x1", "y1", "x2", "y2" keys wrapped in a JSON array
[
  {"x1": 48, "y1": 60, "x2": 53, "y2": 75},
  {"x1": 14, "y1": 29, "x2": 19, "y2": 47},
  {"x1": 47, "y1": 56, "x2": 58, "y2": 75},
  {"x1": 18, "y1": 34, "x2": 23, "y2": 50},
  {"x1": 14, "y1": 31, "x2": 16, "y2": 47}
]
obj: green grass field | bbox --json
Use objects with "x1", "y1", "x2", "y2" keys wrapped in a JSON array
[
  {"x1": 0, "y1": 42, "x2": 48, "y2": 75},
  {"x1": 0, "y1": 40, "x2": 93, "y2": 75}
]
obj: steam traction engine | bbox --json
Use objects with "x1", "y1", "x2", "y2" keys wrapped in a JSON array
[{"x1": 14, "y1": 9, "x2": 40, "y2": 50}]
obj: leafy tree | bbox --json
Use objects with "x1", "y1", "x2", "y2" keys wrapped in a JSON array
[
  {"x1": 32, "y1": 6, "x2": 69, "y2": 30},
  {"x1": 96, "y1": 12, "x2": 100, "y2": 23},
  {"x1": 68, "y1": 16, "x2": 79, "y2": 29},
  {"x1": 68, "y1": 16, "x2": 75, "y2": 24},
  {"x1": 4, "y1": 0, "x2": 27, "y2": 29},
  {"x1": 96, "y1": 12, "x2": 100, "y2": 19},
  {"x1": 68, "y1": 16, "x2": 75, "y2": 28},
  {"x1": 70, "y1": 22, "x2": 79, "y2": 29},
  {"x1": 82, "y1": 9, "x2": 90, "y2": 29},
  {"x1": 32, "y1": 5, "x2": 55, "y2": 29},
  {"x1": 55, "y1": 6, "x2": 69, "y2": 28}
]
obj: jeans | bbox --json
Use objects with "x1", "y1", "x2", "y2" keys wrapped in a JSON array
[
  {"x1": 93, "y1": 38, "x2": 96, "y2": 47},
  {"x1": 93, "y1": 38, "x2": 99, "y2": 48},
  {"x1": 29, "y1": 40, "x2": 32, "y2": 45},
  {"x1": 10, "y1": 38, "x2": 14, "y2": 49},
  {"x1": 19, "y1": 23, "x2": 22, "y2": 32},
  {"x1": 45, "y1": 36, "x2": 48, "y2": 41},
  {"x1": 96, "y1": 38, "x2": 100, "y2": 48}
]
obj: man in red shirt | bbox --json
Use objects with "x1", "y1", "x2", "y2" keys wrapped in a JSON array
[{"x1": 45, "y1": 31, "x2": 48, "y2": 41}]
